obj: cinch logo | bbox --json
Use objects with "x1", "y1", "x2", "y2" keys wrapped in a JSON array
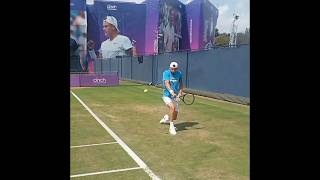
[
  {"x1": 93, "y1": 78, "x2": 107, "y2": 84},
  {"x1": 107, "y1": 4, "x2": 117, "y2": 11}
]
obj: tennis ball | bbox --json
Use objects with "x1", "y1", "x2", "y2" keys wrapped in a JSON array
[{"x1": 144, "y1": 89, "x2": 148, "y2": 93}]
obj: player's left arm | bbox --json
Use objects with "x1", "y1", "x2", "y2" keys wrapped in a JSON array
[{"x1": 178, "y1": 74, "x2": 184, "y2": 97}]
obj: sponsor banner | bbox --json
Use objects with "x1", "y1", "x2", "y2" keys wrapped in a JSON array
[
  {"x1": 70, "y1": 74, "x2": 80, "y2": 87},
  {"x1": 70, "y1": 73, "x2": 119, "y2": 87}
]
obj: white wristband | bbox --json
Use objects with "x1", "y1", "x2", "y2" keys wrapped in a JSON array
[{"x1": 169, "y1": 90, "x2": 174, "y2": 94}]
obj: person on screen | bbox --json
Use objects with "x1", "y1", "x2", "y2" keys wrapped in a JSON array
[
  {"x1": 164, "y1": 9, "x2": 175, "y2": 52},
  {"x1": 87, "y1": 40, "x2": 97, "y2": 73},
  {"x1": 70, "y1": 36, "x2": 82, "y2": 72},
  {"x1": 99, "y1": 16, "x2": 133, "y2": 58},
  {"x1": 159, "y1": 61, "x2": 184, "y2": 135}
]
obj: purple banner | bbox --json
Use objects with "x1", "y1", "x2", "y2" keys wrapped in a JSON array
[
  {"x1": 70, "y1": 74, "x2": 80, "y2": 87},
  {"x1": 186, "y1": 0, "x2": 218, "y2": 50},
  {"x1": 145, "y1": 0, "x2": 159, "y2": 55},
  {"x1": 70, "y1": 73, "x2": 119, "y2": 87},
  {"x1": 186, "y1": 0, "x2": 201, "y2": 50}
]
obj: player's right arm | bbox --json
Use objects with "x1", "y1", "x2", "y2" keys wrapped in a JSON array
[
  {"x1": 165, "y1": 80, "x2": 177, "y2": 97},
  {"x1": 163, "y1": 70, "x2": 177, "y2": 97}
]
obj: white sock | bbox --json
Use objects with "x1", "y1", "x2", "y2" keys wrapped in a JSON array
[{"x1": 170, "y1": 122, "x2": 174, "y2": 127}]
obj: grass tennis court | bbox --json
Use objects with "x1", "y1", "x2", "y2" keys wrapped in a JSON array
[{"x1": 71, "y1": 80, "x2": 249, "y2": 179}]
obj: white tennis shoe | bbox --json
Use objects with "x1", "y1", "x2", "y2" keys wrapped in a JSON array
[
  {"x1": 169, "y1": 123, "x2": 177, "y2": 135},
  {"x1": 160, "y1": 114, "x2": 170, "y2": 124}
]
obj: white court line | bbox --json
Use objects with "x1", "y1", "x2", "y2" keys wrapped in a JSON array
[
  {"x1": 71, "y1": 91, "x2": 161, "y2": 180},
  {"x1": 71, "y1": 167, "x2": 142, "y2": 178},
  {"x1": 71, "y1": 142, "x2": 118, "y2": 149}
]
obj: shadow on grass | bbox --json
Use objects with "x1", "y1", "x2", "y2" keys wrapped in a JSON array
[{"x1": 175, "y1": 121, "x2": 202, "y2": 132}]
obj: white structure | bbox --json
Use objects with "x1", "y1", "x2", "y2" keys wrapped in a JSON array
[
  {"x1": 229, "y1": 13, "x2": 239, "y2": 47},
  {"x1": 86, "y1": 0, "x2": 94, "y2": 5}
]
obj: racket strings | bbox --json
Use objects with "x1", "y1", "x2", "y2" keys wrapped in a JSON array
[{"x1": 183, "y1": 94, "x2": 195, "y2": 104}]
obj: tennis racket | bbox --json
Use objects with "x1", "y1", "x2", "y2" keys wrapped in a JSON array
[{"x1": 177, "y1": 93, "x2": 195, "y2": 105}]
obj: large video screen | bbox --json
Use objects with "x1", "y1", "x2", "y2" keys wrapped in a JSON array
[{"x1": 158, "y1": 0, "x2": 189, "y2": 53}]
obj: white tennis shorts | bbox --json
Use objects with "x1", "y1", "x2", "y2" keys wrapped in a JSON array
[{"x1": 162, "y1": 96, "x2": 179, "y2": 112}]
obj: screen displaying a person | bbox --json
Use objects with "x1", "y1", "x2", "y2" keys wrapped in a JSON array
[
  {"x1": 202, "y1": 0, "x2": 218, "y2": 49},
  {"x1": 158, "y1": 1, "x2": 182, "y2": 53},
  {"x1": 70, "y1": 10, "x2": 87, "y2": 71},
  {"x1": 164, "y1": 9, "x2": 175, "y2": 52},
  {"x1": 99, "y1": 16, "x2": 133, "y2": 58}
]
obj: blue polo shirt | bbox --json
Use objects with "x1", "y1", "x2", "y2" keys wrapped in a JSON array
[{"x1": 163, "y1": 69, "x2": 183, "y2": 98}]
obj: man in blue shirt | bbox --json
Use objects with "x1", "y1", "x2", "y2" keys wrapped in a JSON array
[{"x1": 160, "y1": 61, "x2": 184, "y2": 135}]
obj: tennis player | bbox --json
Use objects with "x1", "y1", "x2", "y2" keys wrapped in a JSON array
[{"x1": 160, "y1": 61, "x2": 184, "y2": 135}]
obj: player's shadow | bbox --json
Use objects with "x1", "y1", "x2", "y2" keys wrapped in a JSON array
[{"x1": 175, "y1": 122, "x2": 201, "y2": 132}]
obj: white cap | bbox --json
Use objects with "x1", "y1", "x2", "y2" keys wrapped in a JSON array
[
  {"x1": 170, "y1": 62, "x2": 178, "y2": 68},
  {"x1": 103, "y1": 16, "x2": 120, "y2": 32}
]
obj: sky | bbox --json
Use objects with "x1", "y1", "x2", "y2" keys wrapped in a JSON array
[
  {"x1": 181, "y1": 0, "x2": 250, "y2": 33},
  {"x1": 86, "y1": 0, "x2": 250, "y2": 33}
]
